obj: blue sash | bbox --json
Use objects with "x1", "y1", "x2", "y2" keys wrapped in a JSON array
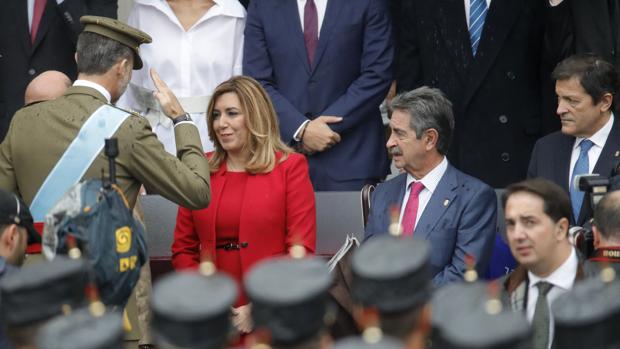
[{"x1": 30, "y1": 105, "x2": 131, "y2": 221}]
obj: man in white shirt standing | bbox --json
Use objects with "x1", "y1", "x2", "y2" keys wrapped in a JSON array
[
  {"x1": 364, "y1": 87, "x2": 496, "y2": 288},
  {"x1": 528, "y1": 54, "x2": 620, "y2": 226},
  {"x1": 502, "y1": 178, "x2": 584, "y2": 349}
]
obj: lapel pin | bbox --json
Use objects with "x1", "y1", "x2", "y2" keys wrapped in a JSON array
[
  {"x1": 443, "y1": 199, "x2": 450, "y2": 207},
  {"x1": 615, "y1": 151, "x2": 620, "y2": 158}
]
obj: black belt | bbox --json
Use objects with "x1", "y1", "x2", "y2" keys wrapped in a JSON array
[{"x1": 216, "y1": 242, "x2": 249, "y2": 251}]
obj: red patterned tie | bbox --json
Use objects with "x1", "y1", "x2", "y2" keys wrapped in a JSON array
[
  {"x1": 401, "y1": 182, "x2": 425, "y2": 237},
  {"x1": 304, "y1": 0, "x2": 318, "y2": 67},
  {"x1": 31, "y1": 0, "x2": 47, "y2": 44}
]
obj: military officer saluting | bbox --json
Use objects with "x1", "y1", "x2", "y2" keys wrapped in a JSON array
[{"x1": 0, "y1": 16, "x2": 211, "y2": 228}]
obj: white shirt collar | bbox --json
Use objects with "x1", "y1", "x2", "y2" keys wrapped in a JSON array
[
  {"x1": 574, "y1": 113, "x2": 614, "y2": 150},
  {"x1": 405, "y1": 156, "x2": 448, "y2": 194},
  {"x1": 528, "y1": 247, "x2": 578, "y2": 292},
  {"x1": 73, "y1": 80, "x2": 112, "y2": 103}
]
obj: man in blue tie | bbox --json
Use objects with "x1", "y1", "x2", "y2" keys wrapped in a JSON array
[
  {"x1": 528, "y1": 54, "x2": 620, "y2": 226},
  {"x1": 390, "y1": 0, "x2": 571, "y2": 188}
]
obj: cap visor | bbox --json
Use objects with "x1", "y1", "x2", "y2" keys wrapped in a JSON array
[{"x1": 25, "y1": 222, "x2": 41, "y2": 245}]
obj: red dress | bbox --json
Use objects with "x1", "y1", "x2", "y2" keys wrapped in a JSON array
[
  {"x1": 172, "y1": 152, "x2": 317, "y2": 296},
  {"x1": 215, "y1": 171, "x2": 249, "y2": 307}
]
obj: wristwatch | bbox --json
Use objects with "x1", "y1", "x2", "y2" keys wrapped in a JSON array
[{"x1": 172, "y1": 113, "x2": 192, "y2": 125}]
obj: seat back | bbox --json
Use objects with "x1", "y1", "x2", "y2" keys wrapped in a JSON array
[{"x1": 140, "y1": 192, "x2": 365, "y2": 259}]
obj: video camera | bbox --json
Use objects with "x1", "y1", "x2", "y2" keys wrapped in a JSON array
[{"x1": 570, "y1": 162, "x2": 620, "y2": 257}]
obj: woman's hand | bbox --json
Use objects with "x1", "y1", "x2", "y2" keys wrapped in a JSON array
[
  {"x1": 232, "y1": 303, "x2": 253, "y2": 334},
  {"x1": 149, "y1": 68, "x2": 185, "y2": 118}
]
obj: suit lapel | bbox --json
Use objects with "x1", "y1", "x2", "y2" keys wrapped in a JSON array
[
  {"x1": 462, "y1": 0, "x2": 523, "y2": 109},
  {"x1": 592, "y1": 117, "x2": 620, "y2": 175},
  {"x1": 583, "y1": 117, "x2": 620, "y2": 222},
  {"x1": 413, "y1": 164, "x2": 458, "y2": 241},
  {"x1": 32, "y1": 0, "x2": 55, "y2": 52},
  {"x1": 377, "y1": 174, "x2": 407, "y2": 235},
  {"x1": 435, "y1": 0, "x2": 473, "y2": 84},
  {"x1": 310, "y1": 0, "x2": 344, "y2": 74},
  {"x1": 10, "y1": 0, "x2": 33, "y2": 57},
  {"x1": 556, "y1": 135, "x2": 574, "y2": 194},
  {"x1": 282, "y1": 0, "x2": 311, "y2": 75}
]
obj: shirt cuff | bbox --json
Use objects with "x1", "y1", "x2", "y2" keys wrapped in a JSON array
[
  {"x1": 293, "y1": 120, "x2": 310, "y2": 142},
  {"x1": 548, "y1": 0, "x2": 564, "y2": 6},
  {"x1": 56, "y1": 0, "x2": 65, "y2": 4},
  {"x1": 173, "y1": 120, "x2": 196, "y2": 128}
]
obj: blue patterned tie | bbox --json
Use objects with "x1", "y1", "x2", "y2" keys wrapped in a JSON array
[
  {"x1": 469, "y1": 0, "x2": 488, "y2": 56},
  {"x1": 570, "y1": 139, "x2": 594, "y2": 221}
]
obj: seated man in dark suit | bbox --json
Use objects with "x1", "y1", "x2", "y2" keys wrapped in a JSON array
[
  {"x1": 528, "y1": 54, "x2": 620, "y2": 226},
  {"x1": 364, "y1": 87, "x2": 496, "y2": 287}
]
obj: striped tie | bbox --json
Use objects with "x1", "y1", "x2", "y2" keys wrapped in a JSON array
[{"x1": 468, "y1": 0, "x2": 488, "y2": 56}]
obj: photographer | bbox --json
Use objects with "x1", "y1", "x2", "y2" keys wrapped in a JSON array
[{"x1": 586, "y1": 191, "x2": 620, "y2": 274}]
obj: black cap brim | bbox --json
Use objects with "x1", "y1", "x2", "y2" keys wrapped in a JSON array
[{"x1": 23, "y1": 220, "x2": 41, "y2": 245}]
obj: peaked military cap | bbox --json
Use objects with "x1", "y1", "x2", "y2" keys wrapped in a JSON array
[
  {"x1": 0, "y1": 256, "x2": 90, "y2": 326},
  {"x1": 351, "y1": 236, "x2": 431, "y2": 313},
  {"x1": 36, "y1": 308, "x2": 123, "y2": 349},
  {"x1": 552, "y1": 273, "x2": 620, "y2": 349},
  {"x1": 331, "y1": 335, "x2": 403, "y2": 349},
  {"x1": 433, "y1": 282, "x2": 531, "y2": 349},
  {"x1": 80, "y1": 16, "x2": 152, "y2": 70},
  {"x1": 0, "y1": 189, "x2": 40, "y2": 244},
  {"x1": 245, "y1": 256, "x2": 333, "y2": 346},
  {"x1": 151, "y1": 271, "x2": 237, "y2": 349},
  {"x1": 431, "y1": 281, "x2": 488, "y2": 335}
]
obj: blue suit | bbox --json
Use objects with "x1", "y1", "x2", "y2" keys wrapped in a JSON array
[
  {"x1": 364, "y1": 163, "x2": 497, "y2": 287},
  {"x1": 243, "y1": 0, "x2": 393, "y2": 190}
]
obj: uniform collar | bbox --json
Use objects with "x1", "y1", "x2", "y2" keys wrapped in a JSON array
[
  {"x1": 73, "y1": 80, "x2": 112, "y2": 103},
  {"x1": 590, "y1": 246, "x2": 620, "y2": 262}
]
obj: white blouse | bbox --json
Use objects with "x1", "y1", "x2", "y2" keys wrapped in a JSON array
[{"x1": 118, "y1": 0, "x2": 245, "y2": 153}]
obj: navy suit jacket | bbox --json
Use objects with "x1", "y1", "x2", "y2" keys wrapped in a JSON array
[
  {"x1": 528, "y1": 117, "x2": 620, "y2": 226},
  {"x1": 364, "y1": 163, "x2": 497, "y2": 287},
  {"x1": 243, "y1": 0, "x2": 393, "y2": 185}
]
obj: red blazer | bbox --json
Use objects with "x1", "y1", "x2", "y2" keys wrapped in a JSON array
[{"x1": 172, "y1": 152, "x2": 316, "y2": 273}]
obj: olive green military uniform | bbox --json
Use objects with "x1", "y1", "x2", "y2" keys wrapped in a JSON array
[
  {"x1": 0, "y1": 86, "x2": 210, "y2": 210},
  {"x1": 0, "y1": 15, "x2": 210, "y2": 211}
]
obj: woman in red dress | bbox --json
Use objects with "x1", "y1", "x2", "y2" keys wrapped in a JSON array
[{"x1": 171, "y1": 76, "x2": 316, "y2": 335}]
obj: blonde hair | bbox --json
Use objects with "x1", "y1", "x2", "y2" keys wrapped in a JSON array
[{"x1": 207, "y1": 76, "x2": 293, "y2": 174}]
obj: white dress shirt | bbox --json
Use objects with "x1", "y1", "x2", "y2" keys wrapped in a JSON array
[
  {"x1": 568, "y1": 113, "x2": 615, "y2": 187},
  {"x1": 526, "y1": 248, "x2": 578, "y2": 349},
  {"x1": 296, "y1": 0, "x2": 328, "y2": 36},
  {"x1": 399, "y1": 156, "x2": 449, "y2": 227},
  {"x1": 117, "y1": 0, "x2": 245, "y2": 154}
]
